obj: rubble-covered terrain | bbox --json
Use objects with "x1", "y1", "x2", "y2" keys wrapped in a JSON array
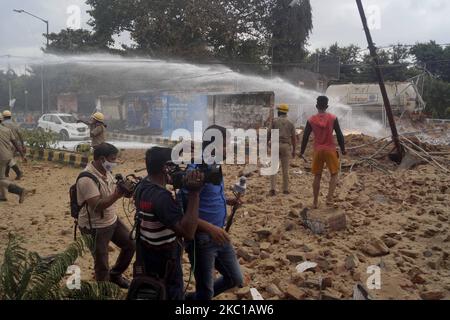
[{"x1": 0, "y1": 133, "x2": 449, "y2": 300}]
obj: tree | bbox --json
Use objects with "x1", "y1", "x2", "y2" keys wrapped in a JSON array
[
  {"x1": 44, "y1": 29, "x2": 112, "y2": 55},
  {"x1": 422, "y1": 77, "x2": 450, "y2": 119},
  {"x1": 270, "y1": 0, "x2": 313, "y2": 71},
  {"x1": 84, "y1": 0, "x2": 313, "y2": 68},
  {"x1": 411, "y1": 41, "x2": 450, "y2": 82}
]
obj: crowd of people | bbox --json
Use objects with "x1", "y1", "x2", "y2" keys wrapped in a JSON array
[
  {"x1": 71, "y1": 95, "x2": 346, "y2": 300},
  {"x1": 0, "y1": 95, "x2": 346, "y2": 300}
]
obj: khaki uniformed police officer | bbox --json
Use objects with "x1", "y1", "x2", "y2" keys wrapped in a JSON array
[
  {"x1": 90, "y1": 112, "x2": 107, "y2": 149},
  {"x1": 2, "y1": 110, "x2": 25, "y2": 180},
  {"x1": 270, "y1": 104, "x2": 297, "y2": 196},
  {"x1": 0, "y1": 114, "x2": 32, "y2": 203}
]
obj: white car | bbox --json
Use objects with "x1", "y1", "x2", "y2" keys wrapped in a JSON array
[{"x1": 38, "y1": 113, "x2": 90, "y2": 141}]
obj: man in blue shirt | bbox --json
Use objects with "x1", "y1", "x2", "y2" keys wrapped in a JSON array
[{"x1": 183, "y1": 125, "x2": 244, "y2": 300}]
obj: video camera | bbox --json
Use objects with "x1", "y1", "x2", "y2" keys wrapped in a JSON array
[
  {"x1": 115, "y1": 174, "x2": 142, "y2": 198},
  {"x1": 166, "y1": 162, "x2": 223, "y2": 190}
]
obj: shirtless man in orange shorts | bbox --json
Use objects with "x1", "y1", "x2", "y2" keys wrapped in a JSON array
[{"x1": 300, "y1": 96, "x2": 346, "y2": 209}]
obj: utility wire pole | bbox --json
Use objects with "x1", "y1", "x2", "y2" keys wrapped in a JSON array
[
  {"x1": 14, "y1": 9, "x2": 50, "y2": 114},
  {"x1": 356, "y1": 0, "x2": 403, "y2": 162}
]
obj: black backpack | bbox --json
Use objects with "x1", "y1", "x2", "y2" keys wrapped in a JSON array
[{"x1": 69, "y1": 172, "x2": 101, "y2": 239}]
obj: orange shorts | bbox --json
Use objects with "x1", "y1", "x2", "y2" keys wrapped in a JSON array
[{"x1": 311, "y1": 149, "x2": 340, "y2": 175}]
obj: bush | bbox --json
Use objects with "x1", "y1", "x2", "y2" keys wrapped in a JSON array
[
  {"x1": 0, "y1": 233, "x2": 123, "y2": 300},
  {"x1": 76, "y1": 143, "x2": 92, "y2": 154},
  {"x1": 22, "y1": 129, "x2": 60, "y2": 150}
]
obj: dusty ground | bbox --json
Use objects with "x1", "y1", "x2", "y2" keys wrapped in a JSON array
[{"x1": 0, "y1": 136, "x2": 449, "y2": 300}]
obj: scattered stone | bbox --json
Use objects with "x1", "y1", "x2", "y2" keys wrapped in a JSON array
[
  {"x1": 296, "y1": 261, "x2": 318, "y2": 273},
  {"x1": 60, "y1": 229, "x2": 71, "y2": 236},
  {"x1": 286, "y1": 251, "x2": 305, "y2": 263},
  {"x1": 243, "y1": 239, "x2": 259, "y2": 248},
  {"x1": 316, "y1": 257, "x2": 332, "y2": 271},
  {"x1": 237, "y1": 248, "x2": 256, "y2": 262},
  {"x1": 411, "y1": 274, "x2": 427, "y2": 285},
  {"x1": 300, "y1": 208, "x2": 347, "y2": 235},
  {"x1": 400, "y1": 249, "x2": 419, "y2": 259},
  {"x1": 423, "y1": 251, "x2": 433, "y2": 258},
  {"x1": 266, "y1": 284, "x2": 284, "y2": 298},
  {"x1": 219, "y1": 293, "x2": 238, "y2": 300},
  {"x1": 420, "y1": 291, "x2": 445, "y2": 300},
  {"x1": 285, "y1": 285, "x2": 307, "y2": 300},
  {"x1": 255, "y1": 228, "x2": 272, "y2": 240},
  {"x1": 288, "y1": 211, "x2": 299, "y2": 219},
  {"x1": 260, "y1": 251, "x2": 271, "y2": 259},
  {"x1": 285, "y1": 222, "x2": 295, "y2": 232},
  {"x1": 361, "y1": 238, "x2": 390, "y2": 257},
  {"x1": 382, "y1": 237, "x2": 398, "y2": 249},
  {"x1": 423, "y1": 228, "x2": 439, "y2": 238},
  {"x1": 345, "y1": 254, "x2": 360, "y2": 270},
  {"x1": 352, "y1": 272, "x2": 361, "y2": 282},
  {"x1": 260, "y1": 260, "x2": 278, "y2": 271},
  {"x1": 260, "y1": 242, "x2": 271, "y2": 251},
  {"x1": 235, "y1": 287, "x2": 251, "y2": 300},
  {"x1": 251, "y1": 247, "x2": 260, "y2": 255},
  {"x1": 321, "y1": 288, "x2": 343, "y2": 300},
  {"x1": 321, "y1": 277, "x2": 333, "y2": 289}
]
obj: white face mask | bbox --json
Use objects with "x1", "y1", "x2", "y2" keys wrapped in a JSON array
[{"x1": 102, "y1": 160, "x2": 117, "y2": 173}]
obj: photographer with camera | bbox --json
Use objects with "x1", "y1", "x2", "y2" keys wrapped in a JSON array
[
  {"x1": 182, "y1": 125, "x2": 244, "y2": 300},
  {"x1": 132, "y1": 147, "x2": 204, "y2": 300},
  {"x1": 76, "y1": 143, "x2": 135, "y2": 289}
]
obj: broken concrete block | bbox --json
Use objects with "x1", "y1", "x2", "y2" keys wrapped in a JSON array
[
  {"x1": 321, "y1": 288, "x2": 343, "y2": 300},
  {"x1": 255, "y1": 228, "x2": 272, "y2": 240},
  {"x1": 235, "y1": 287, "x2": 251, "y2": 300},
  {"x1": 237, "y1": 248, "x2": 255, "y2": 262},
  {"x1": 420, "y1": 290, "x2": 445, "y2": 300},
  {"x1": 243, "y1": 239, "x2": 259, "y2": 248},
  {"x1": 300, "y1": 208, "x2": 347, "y2": 235},
  {"x1": 345, "y1": 254, "x2": 360, "y2": 270},
  {"x1": 260, "y1": 259, "x2": 278, "y2": 271},
  {"x1": 285, "y1": 285, "x2": 307, "y2": 300},
  {"x1": 360, "y1": 238, "x2": 390, "y2": 257},
  {"x1": 286, "y1": 251, "x2": 305, "y2": 263},
  {"x1": 266, "y1": 284, "x2": 284, "y2": 298}
]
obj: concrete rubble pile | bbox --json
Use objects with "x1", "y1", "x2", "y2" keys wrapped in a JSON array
[{"x1": 218, "y1": 132, "x2": 450, "y2": 301}]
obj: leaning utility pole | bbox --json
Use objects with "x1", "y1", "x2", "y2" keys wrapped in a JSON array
[{"x1": 356, "y1": 0, "x2": 403, "y2": 162}]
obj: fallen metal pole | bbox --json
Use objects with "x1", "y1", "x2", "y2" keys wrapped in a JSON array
[{"x1": 356, "y1": 0, "x2": 403, "y2": 162}]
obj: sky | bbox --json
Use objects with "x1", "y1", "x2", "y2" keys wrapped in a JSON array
[{"x1": 0, "y1": 0, "x2": 449, "y2": 59}]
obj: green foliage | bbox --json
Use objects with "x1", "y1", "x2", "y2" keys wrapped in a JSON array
[
  {"x1": 84, "y1": 0, "x2": 312, "y2": 66},
  {"x1": 44, "y1": 29, "x2": 115, "y2": 55},
  {"x1": 411, "y1": 41, "x2": 450, "y2": 82},
  {"x1": 22, "y1": 129, "x2": 59, "y2": 150},
  {"x1": 312, "y1": 42, "x2": 450, "y2": 119},
  {"x1": 76, "y1": 143, "x2": 92, "y2": 154},
  {"x1": 0, "y1": 233, "x2": 123, "y2": 300},
  {"x1": 271, "y1": 0, "x2": 313, "y2": 68},
  {"x1": 422, "y1": 77, "x2": 450, "y2": 119}
]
